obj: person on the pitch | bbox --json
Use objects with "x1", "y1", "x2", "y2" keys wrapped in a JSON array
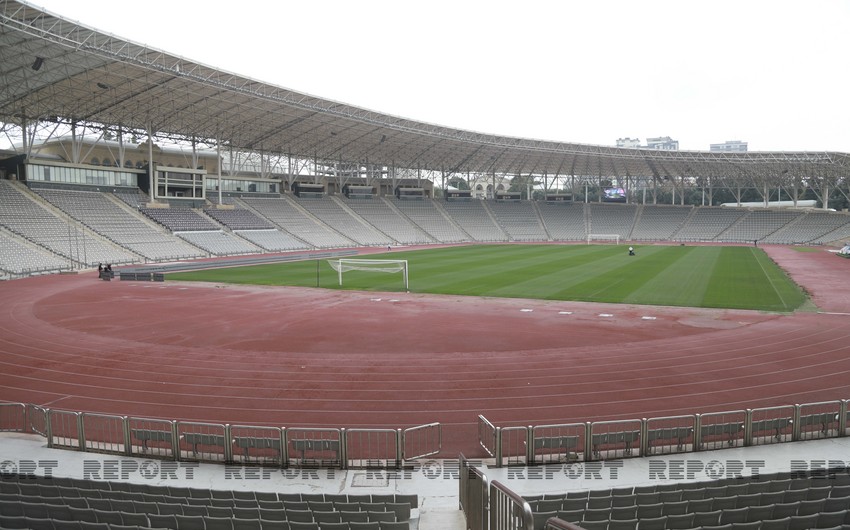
[{"x1": 628, "y1": 246, "x2": 635, "y2": 256}]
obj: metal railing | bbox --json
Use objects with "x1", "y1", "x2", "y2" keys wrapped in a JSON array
[
  {"x1": 0, "y1": 402, "x2": 25, "y2": 432},
  {"x1": 489, "y1": 480, "x2": 533, "y2": 530},
  {"x1": 530, "y1": 423, "x2": 585, "y2": 465},
  {"x1": 478, "y1": 398, "x2": 849, "y2": 467},
  {"x1": 478, "y1": 414, "x2": 498, "y2": 457},
  {"x1": 0, "y1": 402, "x2": 439, "y2": 469},
  {"x1": 2, "y1": 398, "x2": 847, "y2": 470},
  {"x1": 404, "y1": 421, "x2": 442, "y2": 460},
  {"x1": 459, "y1": 453, "x2": 489, "y2": 530},
  {"x1": 345, "y1": 428, "x2": 400, "y2": 468}
]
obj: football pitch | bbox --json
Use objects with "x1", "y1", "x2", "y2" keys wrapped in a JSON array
[{"x1": 168, "y1": 244, "x2": 808, "y2": 312}]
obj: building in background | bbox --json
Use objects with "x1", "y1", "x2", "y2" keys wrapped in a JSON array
[
  {"x1": 710, "y1": 140, "x2": 748, "y2": 152},
  {"x1": 645, "y1": 136, "x2": 679, "y2": 150},
  {"x1": 616, "y1": 137, "x2": 641, "y2": 148}
]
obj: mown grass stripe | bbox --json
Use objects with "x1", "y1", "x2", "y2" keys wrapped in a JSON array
[{"x1": 168, "y1": 244, "x2": 808, "y2": 312}]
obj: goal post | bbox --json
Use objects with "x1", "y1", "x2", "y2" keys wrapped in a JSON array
[
  {"x1": 587, "y1": 234, "x2": 621, "y2": 245},
  {"x1": 327, "y1": 258, "x2": 409, "y2": 290}
]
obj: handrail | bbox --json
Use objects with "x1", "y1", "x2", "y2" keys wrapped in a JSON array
[
  {"x1": 459, "y1": 453, "x2": 488, "y2": 530},
  {"x1": 490, "y1": 480, "x2": 533, "y2": 530},
  {"x1": 478, "y1": 414, "x2": 498, "y2": 457},
  {"x1": 0, "y1": 401, "x2": 438, "y2": 469},
  {"x1": 1, "y1": 399, "x2": 847, "y2": 468}
]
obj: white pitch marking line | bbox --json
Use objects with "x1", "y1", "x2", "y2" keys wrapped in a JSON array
[
  {"x1": 598, "y1": 313, "x2": 613, "y2": 317},
  {"x1": 520, "y1": 308, "x2": 533, "y2": 312},
  {"x1": 558, "y1": 311, "x2": 573, "y2": 315},
  {"x1": 642, "y1": 316, "x2": 657, "y2": 320}
]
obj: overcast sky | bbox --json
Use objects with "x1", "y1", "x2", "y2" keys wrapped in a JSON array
[{"x1": 31, "y1": 0, "x2": 850, "y2": 153}]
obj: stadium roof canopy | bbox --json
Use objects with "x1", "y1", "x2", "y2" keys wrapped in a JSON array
[{"x1": 1, "y1": 0, "x2": 848, "y2": 182}]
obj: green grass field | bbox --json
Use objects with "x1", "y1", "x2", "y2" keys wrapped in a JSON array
[{"x1": 168, "y1": 244, "x2": 808, "y2": 312}]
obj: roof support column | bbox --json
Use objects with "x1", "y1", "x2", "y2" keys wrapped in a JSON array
[
  {"x1": 116, "y1": 125, "x2": 125, "y2": 168},
  {"x1": 822, "y1": 180, "x2": 830, "y2": 211},
  {"x1": 652, "y1": 176, "x2": 657, "y2": 205},
  {"x1": 216, "y1": 137, "x2": 222, "y2": 205},
  {"x1": 229, "y1": 143, "x2": 235, "y2": 181},
  {"x1": 147, "y1": 123, "x2": 154, "y2": 201},
  {"x1": 287, "y1": 152, "x2": 293, "y2": 191},
  {"x1": 20, "y1": 115, "x2": 28, "y2": 155},
  {"x1": 708, "y1": 176, "x2": 714, "y2": 206}
]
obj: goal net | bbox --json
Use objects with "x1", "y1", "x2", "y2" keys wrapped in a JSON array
[
  {"x1": 587, "y1": 234, "x2": 621, "y2": 245},
  {"x1": 327, "y1": 259, "x2": 409, "y2": 290}
]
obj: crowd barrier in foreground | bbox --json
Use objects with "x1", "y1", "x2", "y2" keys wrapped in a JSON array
[
  {"x1": 478, "y1": 399, "x2": 850, "y2": 467},
  {"x1": 0, "y1": 402, "x2": 441, "y2": 469}
]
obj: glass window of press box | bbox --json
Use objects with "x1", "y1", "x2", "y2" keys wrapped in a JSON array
[
  {"x1": 205, "y1": 179, "x2": 277, "y2": 193},
  {"x1": 27, "y1": 163, "x2": 138, "y2": 187}
]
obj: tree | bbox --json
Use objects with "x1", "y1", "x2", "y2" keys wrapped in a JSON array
[
  {"x1": 508, "y1": 175, "x2": 541, "y2": 200},
  {"x1": 447, "y1": 177, "x2": 469, "y2": 190}
]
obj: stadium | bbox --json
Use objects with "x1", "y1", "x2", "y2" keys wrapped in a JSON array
[{"x1": 1, "y1": 2, "x2": 850, "y2": 530}]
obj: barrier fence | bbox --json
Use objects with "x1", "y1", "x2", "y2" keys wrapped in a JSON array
[
  {"x1": 230, "y1": 425, "x2": 283, "y2": 467},
  {"x1": 478, "y1": 414, "x2": 498, "y2": 458},
  {"x1": 2, "y1": 398, "x2": 848, "y2": 469},
  {"x1": 26, "y1": 404, "x2": 47, "y2": 437},
  {"x1": 459, "y1": 453, "x2": 489, "y2": 530},
  {"x1": 478, "y1": 399, "x2": 849, "y2": 467},
  {"x1": 403, "y1": 421, "x2": 442, "y2": 460},
  {"x1": 0, "y1": 402, "x2": 25, "y2": 432},
  {"x1": 0, "y1": 402, "x2": 440, "y2": 469},
  {"x1": 81, "y1": 413, "x2": 125, "y2": 454},
  {"x1": 345, "y1": 428, "x2": 399, "y2": 468},
  {"x1": 489, "y1": 480, "x2": 533, "y2": 530}
]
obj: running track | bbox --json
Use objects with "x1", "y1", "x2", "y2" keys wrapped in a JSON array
[{"x1": 0, "y1": 245, "x2": 848, "y2": 457}]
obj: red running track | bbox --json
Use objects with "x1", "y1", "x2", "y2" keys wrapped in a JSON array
[{"x1": 0, "y1": 245, "x2": 848, "y2": 457}]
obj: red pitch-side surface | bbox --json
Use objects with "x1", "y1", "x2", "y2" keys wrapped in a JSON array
[{"x1": 0, "y1": 245, "x2": 848, "y2": 457}]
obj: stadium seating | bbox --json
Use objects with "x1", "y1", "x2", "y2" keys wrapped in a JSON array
[
  {"x1": 203, "y1": 208, "x2": 275, "y2": 231},
  {"x1": 0, "y1": 181, "x2": 137, "y2": 267},
  {"x1": 294, "y1": 197, "x2": 393, "y2": 247},
  {"x1": 0, "y1": 473, "x2": 417, "y2": 529},
  {"x1": 630, "y1": 205, "x2": 693, "y2": 241},
  {"x1": 441, "y1": 200, "x2": 508, "y2": 242},
  {"x1": 768, "y1": 211, "x2": 850, "y2": 245},
  {"x1": 487, "y1": 201, "x2": 549, "y2": 241},
  {"x1": 525, "y1": 470, "x2": 850, "y2": 530},
  {"x1": 390, "y1": 198, "x2": 469, "y2": 243},
  {"x1": 234, "y1": 229, "x2": 311, "y2": 252},
  {"x1": 177, "y1": 231, "x2": 262, "y2": 256},
  {"x1": 672, "y1": 207, "x2": 748, "y2": 242},
  {"x1": 240, "y1": 197, "x2": 355, "y2": 249},
  {"x1": 141, "y1": 208, "x2": 219, "y2": 232},
  {"x1": 4, "y1": 179, "x2": 850, "y2": 280},
  {"x1": 341, "y1": 197, "x2": 434, "y2": 245},
  {"x1": 33, "y1": 187, "x2": 205, "y2": 262},
  {"x1": 586, "y1": 204, "x2": 638, "y2": 240},
  {"x1": 536, "y1": 202, "x2": 587, "y2": 241},
  {"x1": 0, "y1": 231, "x2": 70, "y2": 277},
  {"x1": 717, "y1": 210, "x2": 802, "y2": 243}
]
